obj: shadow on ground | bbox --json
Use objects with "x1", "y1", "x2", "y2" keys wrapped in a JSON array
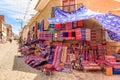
[{"x1": 12, "y1": 55, "x2": 39, "y2": 74}]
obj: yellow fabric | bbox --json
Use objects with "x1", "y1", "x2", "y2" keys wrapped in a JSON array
[{"x1": 61, "y1": 46, "x2": 67, "y2": 63}]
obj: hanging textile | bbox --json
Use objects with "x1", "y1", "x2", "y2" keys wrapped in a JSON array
[
  {"x1": 61, "y1": 46, "x2": 67, "y2": 63},
  {"x1": 66, "y1": 22, "x2": 72, "y2": 30},
  {"x1": 39, "y1": 20, "x2": 44, "y2": 32},
  {"x1": 86, "y1": 29, "x2": 91, "y2": 41},
  {"x1": 75, "y1": 28, "x2": 82, "y2": 40},
  {"x1": 33, "y1": 22, "x2": 38, "y2": 40},
  {"x1": 81, "y1": 28, "x2": 86, "y2": 40},
  {"x1": 27, "y1": 31, "x2": 31, "y2": 43},
  {"x1": 77, "y1": 20, "x2": 83, "y2": 27},
  {"x1": 48, "y1": 5, "x2": 101, "y2": 24}
]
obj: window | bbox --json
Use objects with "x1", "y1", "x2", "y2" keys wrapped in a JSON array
[{"x1": 62, "y1": 0, "x2": 75, "y2": 12}]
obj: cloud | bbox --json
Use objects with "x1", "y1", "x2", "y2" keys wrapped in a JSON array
[{"x1": 0, "y1": 0, "x2": 38, "y2": 35}]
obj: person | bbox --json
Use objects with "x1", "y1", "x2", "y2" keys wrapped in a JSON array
[{"x1": 9, "y1": 39, "x2": 12, "y2": 43}]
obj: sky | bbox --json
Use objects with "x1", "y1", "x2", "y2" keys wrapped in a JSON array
[{"x1": 0, "y1": 0, "x2": 38, "y2": 35}]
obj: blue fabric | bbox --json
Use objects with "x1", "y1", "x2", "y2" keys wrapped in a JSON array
[
  {"x1": 39, "y1": 20, "x2": 44, "y2": 31},
  {"x1": 113, "y1": 53, "x2": 120, "y2": 57},
  {"x1": 81, "y1": 28, "x2": 86, "y2": 40},
  {"x1": 48, "y1": 5, "x2": 101, "y2": 24},
  {"x1": 107, "y1": 30, "x2": 120, "y2": 41},
  {"x1": 96, "y1": 13, "x2": 120, "y2": 35}
]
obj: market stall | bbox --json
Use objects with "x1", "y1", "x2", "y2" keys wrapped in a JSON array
[{"x1": 20, "y1": 5, "x2": 120, "y2": 76}]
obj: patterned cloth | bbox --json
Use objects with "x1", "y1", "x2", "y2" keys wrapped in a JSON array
[
  {"x1": 96, "y1": 13, "x2": 120, "y2": 41},
  {"x1": 48, "y1": 5, "x2": 101, "y2": 24},
  {"x1": 107, "y1": 30, "x2": 120, "y2": 41}
]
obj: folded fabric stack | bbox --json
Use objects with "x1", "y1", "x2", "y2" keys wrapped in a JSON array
[
  {"x1": 38, "y1": 32, "x2": 53, "y2": 39},
  {"x1": 113, "y1": 53, "x2": 120, "y2": 62},
  {"x1": 105, "y1": 55, "x2": 116, "y2": 62},
  {"x1": 81, "y1": 61, "x2": 101, "y2": 71},
  {"x1": 98, "y1": 44, "x2": 107, "y2": 55},
  {"x1": 113, "y1": 65, "x2": 120, "y2": 74}
]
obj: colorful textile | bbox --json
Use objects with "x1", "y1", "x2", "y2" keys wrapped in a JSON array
[
  {"x1": 55, "y1": 24, "x2": 61, "y2": 30},
  {"x1": 48, "y1": 5, "x2": 101, "y2": 24},
  {"x1": 49, "y1": 24, "x2": 55, "y2": 28},
  {"x1": 52, "y1": 46, "x2": 59, "y2": 66},
  {"x1": 61, "y1": 46, "x2": 67, "y2": 63},
  {"x1": 39, "y1": 20, "x2": 44, "y2": 31},
  {"x1": 107, "y1": 30, "x2": 120, "y2": 42},
  {"x1": 75, "y1": 28, "x2": 82, "y2": 40},
  {"x1": 86, "y1": 29, "x2": 91, "y2": 41},
  {"x1": 96, "y1": 13, "x2": 120, "y2": 36},
  {"x1": 54, "y1": 46, "x2": 62, "y2": 68},
  {"x1": 72, "y1": 21, "x2": 77, "y2": 28},
  {"x1": 91, "y1": 29, "x2": 97, "y2": 41},
  {"x1": 61, "y1": 23, "x2": 66, "y2": 30},
  {"x1": 78, "y1": 20, "x2": 83, "y2": 27},
  {"x1": 66, "y1": 22, "x2": 72, "y2": 30},
  {"x1": 81, "y1": 28, "x2": 86, "y2": 40}
]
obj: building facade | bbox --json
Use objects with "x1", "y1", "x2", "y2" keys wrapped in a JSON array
[{"x1": 0, "y1": 15, "x2": 13, "y2": 43}]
